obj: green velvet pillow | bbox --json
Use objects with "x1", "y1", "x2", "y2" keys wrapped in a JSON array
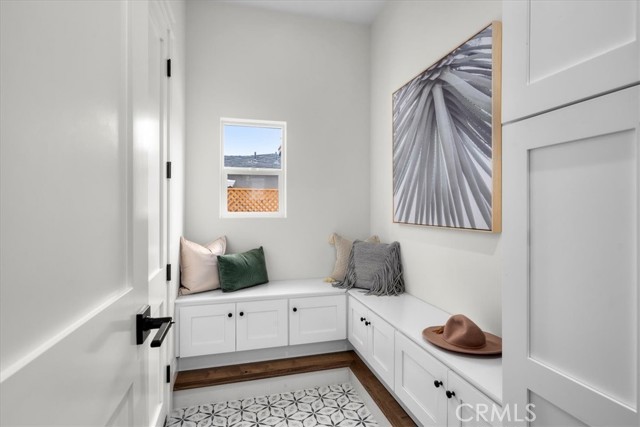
[{"x1": 217, "y1": 247, "x2": 269, "y2": 292}]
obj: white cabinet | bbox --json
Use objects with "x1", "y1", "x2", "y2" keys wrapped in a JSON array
[
  {"x1": 447, "y1": 371, "x2": 500, "y2": 427},
  {"x1": 179, "y1": 299, "x2": 288, "y2": 357},
  {"x1": 348, "y1": 296, "x2": 368, "y2": 355},
  {"x1": 289, "y1": 295, "x2": 346, "y2": 345},
  {"x1": 236, "y1": 299, "x2": 288, "y2": 351},
  {"x1": 394, "y1": 332, "x2": 448, "y2": 427},
  {"x1": 503, "y1": 86, "x2": 639, "y2": 427},
  {"x1": 179, "y1": 303, "x2": 236, "y2": 357},
  {"x1": 348, "y1": 297, "x2": 395, "y2": 387},
  {"x1": 502, "y1": 0, "x2": 640, "y2": 122},
  {"x1": 395, "y1": 332, "x2": 502, "y2": 427},
  {"x1": 176, "y1": 280, "x2": 350, "y2": 359}
]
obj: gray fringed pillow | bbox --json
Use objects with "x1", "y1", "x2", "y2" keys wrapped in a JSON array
[{"x1": 333, "y1": 240, "x2": 405, "y2": 296}]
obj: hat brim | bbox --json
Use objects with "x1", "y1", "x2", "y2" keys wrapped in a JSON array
[{"x1": 422, "y1": 326, "x2": 502, "y2": 355}]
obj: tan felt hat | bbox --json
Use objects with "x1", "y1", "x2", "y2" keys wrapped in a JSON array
[{"x1": 422, "y1": 314, "x2": 502, "y2": 355}]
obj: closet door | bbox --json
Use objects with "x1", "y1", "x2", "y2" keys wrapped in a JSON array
[
  {"x1": 503, "y1": 87, "x2": 639, "y2": 426},
  {"x1": 503, "y1": 0, "x2": 640, "y2": 122}
]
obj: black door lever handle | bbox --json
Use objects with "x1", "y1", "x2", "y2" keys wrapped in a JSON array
[
  {"x1": 136, "y1": 305, "x2": 173, "y2": 347},
  {"x1": 150, "y1": 319, "x2": 174, "y2": 348}
]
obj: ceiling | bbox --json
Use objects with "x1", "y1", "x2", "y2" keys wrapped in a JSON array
[{"x1": 220, "y1": 0, "x2": 387, "y2": 24}]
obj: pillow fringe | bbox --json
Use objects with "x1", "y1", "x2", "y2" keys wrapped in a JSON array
[
  {"x1": 367, "y1": 242, "x2": 405, "y2": 296},
  {"x1": 332, "y1": 239, "x2": 358, "y2": 290}
]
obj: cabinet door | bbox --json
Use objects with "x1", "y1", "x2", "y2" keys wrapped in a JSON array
[
  {"x1": 503, "y1": 0, "x2": 640, "y2": 122},
  {"x1": 395, "y1": 332, "x2": 448, "y2": 427},
  {"x1": 178, "y1": 303, "x2": 236, "y2": 357},
  {"x1": 503, "y1": 87, "x2": 639, "y2": 426},
  {"x1": 366, "y1": 311, "x2": 395, "y2": 388},
  {"x1": 289, "y1": 295, "x2": 346, "y2": 345},
  {"x1": 348, "y1": 297, "x2": 368, "y2": 356},
  {"x1": 447, "y1": 371, "x2": 501, "y2": 427},
  {"x1": 236, "y1": 299, "x2": 288, "y2": 351}
]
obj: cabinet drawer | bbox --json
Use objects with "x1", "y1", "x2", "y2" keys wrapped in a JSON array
[
  {"x1": 178, "y1": 303, "x2": 236, "y2": 357},
  {"x1": 289, "y1": 295, "x2": 346, "y2": 345}
]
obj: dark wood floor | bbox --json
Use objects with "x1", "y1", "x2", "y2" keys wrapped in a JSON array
[{"x1": 174, "y1": 350, "x2": 415, "y2": 426}]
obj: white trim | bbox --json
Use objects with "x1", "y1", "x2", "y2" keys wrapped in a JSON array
[
  {"x1": 0, "y1": 287, "x2": 133, "y2": 383},
  {"x1": 219, "y1": 117, "x2": 287, "y2": 219},
  {"x1": 178, "y1": 340, "x2": 349, "y2": 371}
]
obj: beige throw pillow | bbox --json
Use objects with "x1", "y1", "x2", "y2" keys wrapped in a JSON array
[
  {"x1": 179, "y1": 236, "x2": 227, "y2": 295},
  {"x1": 326, "y1": 233, "x2": 379, "y2": 282}
]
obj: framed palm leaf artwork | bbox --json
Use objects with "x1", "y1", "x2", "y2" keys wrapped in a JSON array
[{"x1": 392, "y1": 21, "x2": 502, "y2": 232}]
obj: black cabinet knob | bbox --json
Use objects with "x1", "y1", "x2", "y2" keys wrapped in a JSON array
[
  {"x1": 293, "y1": 307, "x2": 298, "y2": 312},
  {"x1": 239, "y1": 311, "x2": 244, "y2": 317},
  {"x1": 228, "y1": 313, "x2": 233, "y2": 318},
  {"x1": 365, "y1": 321, "x2": 371, "y2": 326},
  {"x1": 446, "y1": 390, "x2": 456, "y2": 399},
  {"x1": 434, "y1": 380, "x2": 443, "y2": 388},
  {"x1": 360, "y1": 317, "x2": 365, "y2": 322}
]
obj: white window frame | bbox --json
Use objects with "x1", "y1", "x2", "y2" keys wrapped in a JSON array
[{"x1": 220, "y1": 117, "x2": 287, "y2": 218}]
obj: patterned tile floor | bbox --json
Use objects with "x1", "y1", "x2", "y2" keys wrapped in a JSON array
[{"x1": 167, "y1": 383, "x2": 379, "y2": 427}]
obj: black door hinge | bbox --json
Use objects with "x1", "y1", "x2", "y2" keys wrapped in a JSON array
[
  {"x1": 166, "y1": 264, "x2": 172, "y2": 282},
  {"x1": 166, "y1": 365, "x2": 171, "y2": 384},
  {"x1": 166, "y1": 161, "x2": 172, "y2": 179},
  {"x1": 166, "y1": 59, "x2": 171, "y2": 78}
]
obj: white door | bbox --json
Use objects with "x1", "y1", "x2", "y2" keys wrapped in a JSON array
[
  {"x1": 178, "y1": 303, "x2": 237, "y2": 357},
  {"x1": 394, "y1": 332, "x2": 449, "y2": 427},
  {"x1": 348, "y1": 297, "x2": 368, "y2": 356},
  {"x1": 503, "y1": 87, "x2": 639, "y2": 426},
  {"x1": 289, "y1": 295, "x2": 347, "y2": 345},
  {"x1": 367, "y1": 311, "x2": 395, "y2": 388},
  {"x1": 146, "y1": 2, "x2": 172, "y2": 425},
  {"x1": 502, "y1": 0, "x2": 640, "y2": 122},
  {"x1": 447, "y1": 371, "x2": 500, "y2": 427},
  {"x1": 236, "y1": 299, "x2": 288, "y2": 351},
  {"x1": 0, "y1": 1, "x2": 160, "y2": 426}
]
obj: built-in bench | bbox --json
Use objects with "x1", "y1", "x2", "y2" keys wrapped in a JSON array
[
  {"x1": 175, "y1": 278, "x2": 503, "y2": 426},
  {"x1": 175, "y1": 279, "x2": 348, "y2": 370}
]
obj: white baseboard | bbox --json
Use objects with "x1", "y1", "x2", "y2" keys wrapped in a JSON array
[{"x1": 177, "y1": 340, "x2": 349, "y2": 371}]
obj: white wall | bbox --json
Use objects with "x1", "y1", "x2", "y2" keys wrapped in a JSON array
[
  {"x1": 185, "y1": 2, "x2": 371, "y2": 279},
  {"x1": 370, "y1": 1, "x2": 503, "y2": 334}
]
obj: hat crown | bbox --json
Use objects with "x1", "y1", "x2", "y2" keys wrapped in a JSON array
[{"x1": 442, "y1": 314, "x2": 486, "y2": 349}]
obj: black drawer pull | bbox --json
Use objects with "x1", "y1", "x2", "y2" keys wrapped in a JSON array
[
  {"x1": 360, "y1": 317, "x2": 365, "y2": 322},
  {"x1": 446, "y1": 390, "x2": 456, "y2": 399},
  {"x1": 365, "y1": 321, "x2": 371, "y2": 326},
  {"x1": 434, "y1": 380, "x2": 443, "y2": 388}
]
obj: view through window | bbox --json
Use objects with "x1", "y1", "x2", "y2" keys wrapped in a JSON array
[{"x1": 221, "y1": 118, "x2": 286, "y2": 217}]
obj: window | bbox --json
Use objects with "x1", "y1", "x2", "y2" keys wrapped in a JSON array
[{"x1": 220, "y1": 118, "x2": 286, "y2": 218}]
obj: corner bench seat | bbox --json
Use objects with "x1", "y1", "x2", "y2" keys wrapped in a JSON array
[{"x1": 175, "y1": 278, "x2": 503, "y2": 425}]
